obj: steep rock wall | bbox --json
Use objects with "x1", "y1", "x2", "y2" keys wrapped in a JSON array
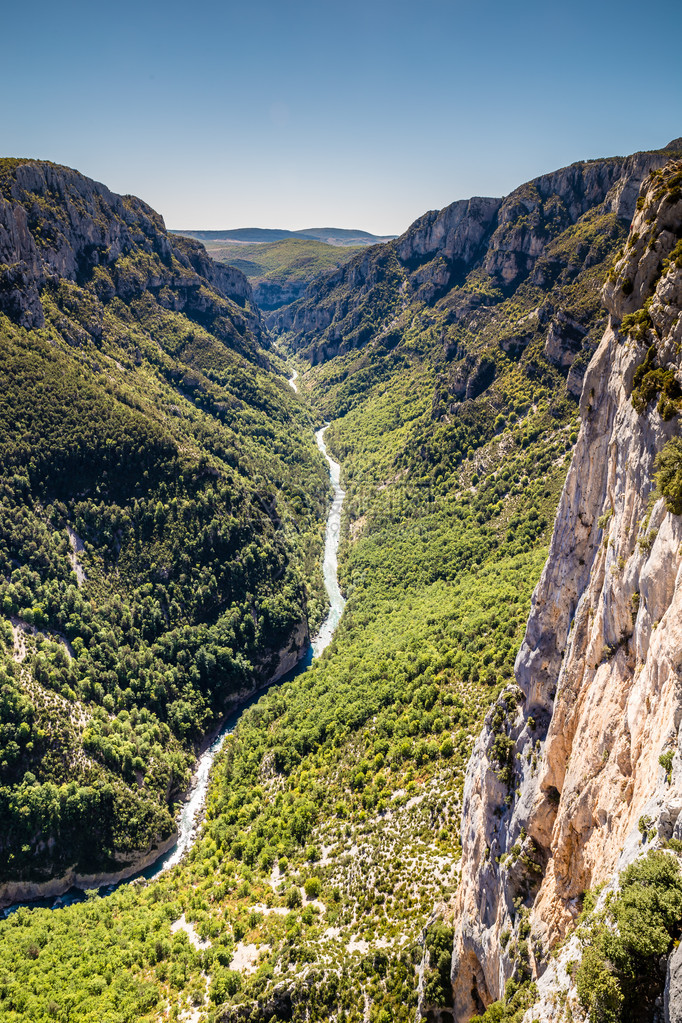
[
  {"x1": 0, "y1": 159, "x2": 262, "y2": 343},
  {"x1": 272, "y1": 143, "x2": 682, "y2": 362},
  {"x1": 449, "y1": 158, "x2": 682, "y2": 1019}
]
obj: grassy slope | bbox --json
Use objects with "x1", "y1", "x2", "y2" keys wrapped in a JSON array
[{"x1": 206, "y1": 238, "x2": 363, "y2": 288}]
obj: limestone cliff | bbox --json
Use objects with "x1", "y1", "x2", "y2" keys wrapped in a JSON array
[
  {"x1": 449, "y1": 158, "x2": 682, "y2": 1020},
  {"x1": 0, "y1": 158, "x2": 263, "y2": 349},
  {"x1": 273, "y1": 143, "x2": 681, "y2": 381}
]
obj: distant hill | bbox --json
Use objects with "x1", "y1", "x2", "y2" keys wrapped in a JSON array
[
  {"x1": 198, "y1": 236, "x2": 366, "y2": 310},
  {"x1": 172, "y1": 226, "x2": 396, "y2": 247},
  {"x1": 298, "y1": 227, "x2": 396, "y2": 246}
]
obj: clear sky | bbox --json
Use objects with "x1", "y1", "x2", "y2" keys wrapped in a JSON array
[{"x1": 3, "y1": 0, "x2": 681, "y2": 235}]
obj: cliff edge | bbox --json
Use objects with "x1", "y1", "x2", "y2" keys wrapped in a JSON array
[{"x1": 449, "y1": 156, "x2": 682, "y2": 1020}]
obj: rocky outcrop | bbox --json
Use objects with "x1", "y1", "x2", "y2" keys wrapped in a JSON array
[
  {"x1": 0, "y1": 832, "x2": 177, "y2": 911},
  {"x1": 216, "y1": 982, "x2": 296, "y2": 1022},
  {"x1": 0, "y1": 159, "x2": 264, "y2": 348},
  {"x1": 396, "y1": 196, "x2": 502, "y2": 270},
  {"x1": 665, "y1": 943, "x2": 682, "y2": 1023},
  {"x1": 254, "y1": 278, "x2": 309, "y2": 310},
  {"x1": 273, "y1": 142, "x2": 682, "y2": 366},
  {"x1": 449, "y1": 158, "x2": 682, "y2": 1019},
  {"x1": 255, "y1": 616, "x2": 310, "y2": 685},
  {"x1": 0, "y1": 193, "x2": 45, "y2": 327},
  {"x1": 171, "y1": 233, "x2": 252, "y2": 307},
  {"x1": 482, "y1": 148, "x2": 676, "y2": 288},
  {"x1": 543, "y1": 310, "x2": 587, "y2": 369}
]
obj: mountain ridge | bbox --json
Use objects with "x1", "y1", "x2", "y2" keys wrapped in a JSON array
[
  {"x1": 172, "y1": 226, "x2": 396, "y2": 247},
  {"x1": 272, "y1": 143, "x2": 682, "y2": 377}
]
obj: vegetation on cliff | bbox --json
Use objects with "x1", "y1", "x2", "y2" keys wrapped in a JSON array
[{"x1": 576, "y1": 851, "x2": 682, "y2": 1023}]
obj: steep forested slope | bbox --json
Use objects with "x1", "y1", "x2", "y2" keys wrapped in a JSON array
[{"x1": 0, "y1": 160, "x2": 329, "y2": 887}]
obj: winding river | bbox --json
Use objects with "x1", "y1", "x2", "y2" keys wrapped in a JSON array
[
  {"x1": 3, "y1": 381, "x2": 345, "y2": 915},
  {"x1": 144, "y1": 420, "x2": 344, "y2": 877},
  {"x1": 311, "y1": 426, "x2": 346, "y2": 656}
]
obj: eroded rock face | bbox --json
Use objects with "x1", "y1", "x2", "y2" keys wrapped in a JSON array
[
  {"x1": 396, "y1": 196, "x2": 502, "y2": 270},
  {"x1": 450, "y1": 157, "x2": 682, "y2": 1020},
  {"x1": 253, "y1": 278, "x2": 309, "y2": 310},
  {"x1": 665, "y1": 942, "x2": 682, "y2": 1023},
  {"x1": 543, "y1": 310, "x2": 587, "y2": 369},
  {"x1": 0, "y1": 159, "x2": 262, "y2": 343},
  {"x1": 275, "y1": 143, "x2": 680, "y2": 369}
]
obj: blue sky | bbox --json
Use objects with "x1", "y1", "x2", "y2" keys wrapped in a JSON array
[{"x1": 3, "y1": 0, "x2": 681, "y2": 234}]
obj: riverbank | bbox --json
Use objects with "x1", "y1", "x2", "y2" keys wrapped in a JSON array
[
  {"x1": 0, "y1": 833, "x2": 178, "y2": 912},
  {"x1": 0, "y1": 622, "x2": 311, "y2": 914}
]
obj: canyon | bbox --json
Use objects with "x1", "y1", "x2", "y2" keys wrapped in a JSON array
[{"x1": 0, "y1": 143, "x2": 682, "y2": 1023}]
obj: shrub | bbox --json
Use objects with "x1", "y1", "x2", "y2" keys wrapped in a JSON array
[
  {"x1": 576, "y1": 851, "x2": 682, "y2": 1022},
  {"x1": 491, "y1": 733, "x2": 515, "y2": 787},
  {"x1": 304, "y1": 877, "x2": 322, "y2": 899},
  {"x1": 631, "y1": 346, "x2": 681, "y2": 417},
  {"x1": 620, "y1": 306, "x2": 652, "y2": 342},
  {"x1": 424, "y1": 921, "x2": 454, "y2": 1007},
  {"x1": 470, "y1": 979, "x2": 538, "y2": 1022},
  {"x1": 655, "y1": 437, "x2": 682, "y2": 515},
  {"x1": 286, "y1": 886, "x2": 302, "y2": 909},
  {"x1": 439, "y1": 735, "x2": 454, "y2": 758},
  {"x1": 659, "y1": 750, "x2": 674, "y2": 783}
]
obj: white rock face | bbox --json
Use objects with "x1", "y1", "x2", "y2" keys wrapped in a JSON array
[{"x1": 450, "y1": 159, "x2": 682, "y2": 1020}]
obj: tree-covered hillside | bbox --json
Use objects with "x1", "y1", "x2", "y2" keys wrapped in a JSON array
[{"x1": 0, "y1": 160, "x2": 329, "y2": 883}]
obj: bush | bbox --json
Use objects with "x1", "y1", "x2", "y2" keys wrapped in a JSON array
[
  {"x1": 286, "y1": 886, "x2": 302, "y2": 909},
  {"x1": 423, "y1": 921, "x2": 454, "y2": 1007},
  {"x1": 659, "y1": 750, "x2": 674, "y2": 783},
  {"x1": 576, "y1": 851, "x2": 682, "y2": 1022},
  {"x1": 655, "y1": 437, "x2": 682, "y2": 515},
  {"x1": 631, "y1": 346, "x2": 681, "y2": 417},
  {"x1": 304, "y1": 876, "x2": 322, "y2": 899}
]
